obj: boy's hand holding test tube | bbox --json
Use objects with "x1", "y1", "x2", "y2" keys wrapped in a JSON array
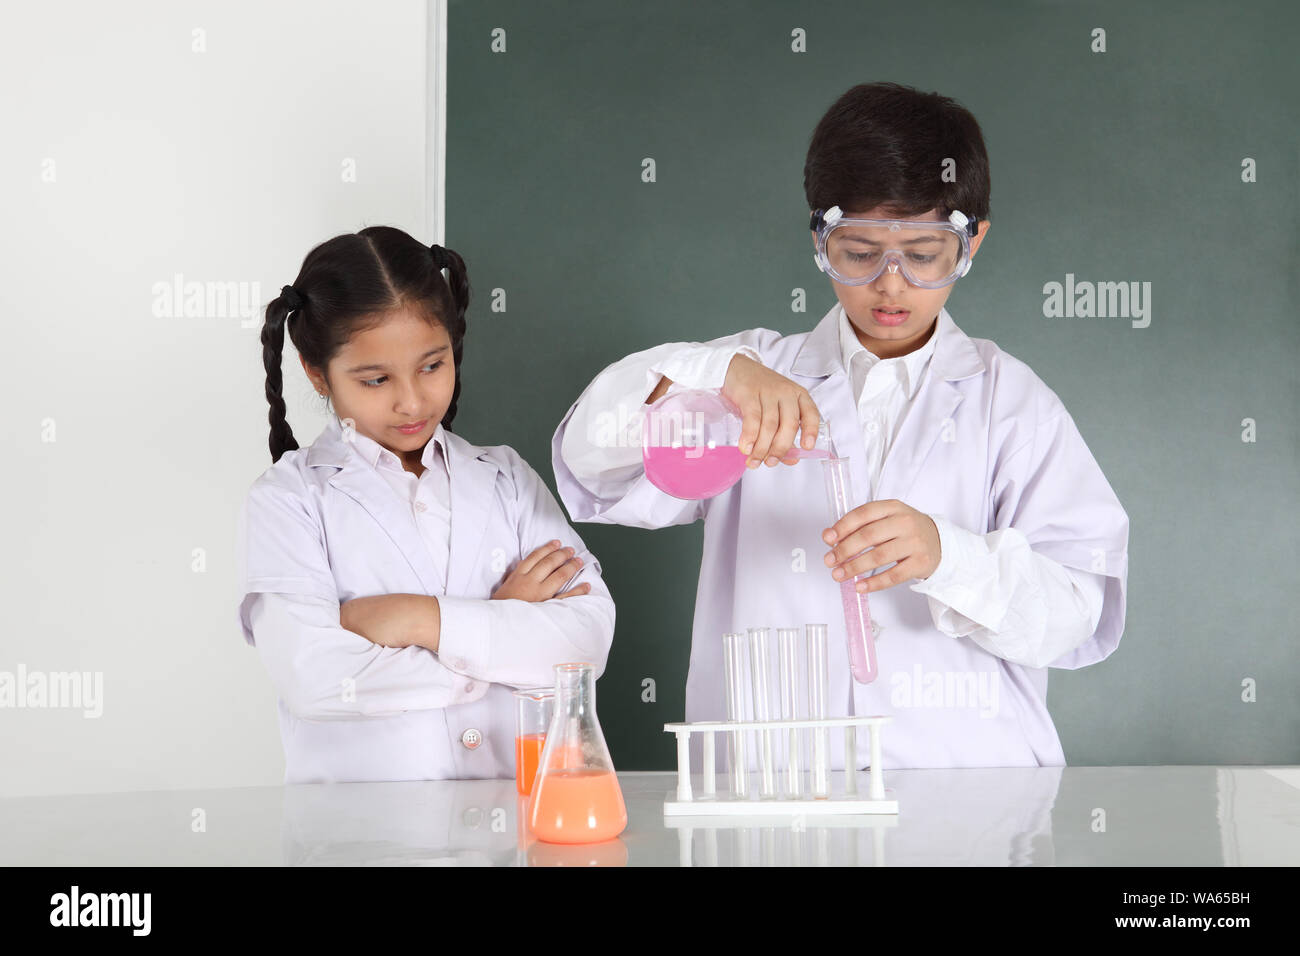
[{"x1": 823, "y1": 500, "x2": 941, "y2": 593}]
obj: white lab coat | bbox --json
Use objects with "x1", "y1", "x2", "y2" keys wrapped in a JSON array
[
  {"x1": 551, "y1": 304, "x2": 1129, "y2": 769},
  {"x1": 236, "y1": 414, "x2": 616, "y2": 784}
]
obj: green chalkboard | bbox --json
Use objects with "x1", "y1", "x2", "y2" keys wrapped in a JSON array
[{"x1": 446, "y1": 0, "x2": 1300, "y2": 768}]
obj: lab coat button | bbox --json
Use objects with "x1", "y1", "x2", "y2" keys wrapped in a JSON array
[
  {"x1": 414, "y1": 501, "x2": 427, "y2": 513},
  {"x1": 460, "y1": 728, "x2": 482, "y2": 750},
  {"x1": 867, "y1": 421, "x2": 879, "y2": 433},
  {"x1": 464, "y1": 681, "x2": 475, "y2": 693}
]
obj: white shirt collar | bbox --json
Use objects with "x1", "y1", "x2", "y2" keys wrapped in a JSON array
[
  {"x1": 837, "y1": 304, "x2": 938, "y2": 402},
  {"x1": 336, "y1": 414, "x2": 450, "y2": 477}
]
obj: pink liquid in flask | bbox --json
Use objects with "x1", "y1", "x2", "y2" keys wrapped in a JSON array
[
  {"x1": 642, "y1": 444, "x2": 748, "y2": 500},
  {"x1": 641, "y1": 388, "x2": 832, "y2": 500},
  {"x1": 644, "y1": 445, "x2": 830, "y2": 500}
]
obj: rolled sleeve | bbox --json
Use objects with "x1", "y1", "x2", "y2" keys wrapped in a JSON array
[
  {"x1": 911, "y1": 515, "x2": 995, "y2": 635},
  {"x1": 654, "y1": 343, "x2": 763, "y2": 391},
  {"x1": 910, "y1": 514, "x2": 1108, "y2": 670}
]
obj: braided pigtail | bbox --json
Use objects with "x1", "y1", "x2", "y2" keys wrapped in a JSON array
[
  {"x1": 262, "y1": 285, "x2": 304, "y2": 462},
  {"x1": 432, "y1": 244, "x2": 470, "y2": 433}
]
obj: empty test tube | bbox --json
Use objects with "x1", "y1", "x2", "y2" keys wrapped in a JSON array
[
  {"x1": 722, "y1": 632, "x2": 748, "y2": 798},
  {"x1": 822, "y1": 456, "x2": 880, "y2": 683},
  {"x1": 777, "y1": 627, "x2": 802, "y2": 798},
  {"x1": 747, "y1": 627, "x2": 776, "y2": 798},
  {"x1": 806, "y1": 623, "x2": 830, "y2": 798}
]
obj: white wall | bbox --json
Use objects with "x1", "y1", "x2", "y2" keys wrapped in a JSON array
[{"x1": 0, "y1": 0, "x2": 440, "y2": 796}]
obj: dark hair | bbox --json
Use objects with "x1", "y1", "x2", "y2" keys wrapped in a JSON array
[
  {"x1": 803, "y1": 82, "x2": 990, "y2": 222},
  {"x1": 259, "y1": 227, "x2": 470, "y2": 463}
]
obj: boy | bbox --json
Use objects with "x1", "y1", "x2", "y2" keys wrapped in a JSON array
[{"x1": 550, "y1": 82, "x2": 1129, "y2": 769}]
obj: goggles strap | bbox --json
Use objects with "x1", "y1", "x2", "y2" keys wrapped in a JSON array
[{"x1": 812, "y1": 207, "x2": 978, "y2": 236}]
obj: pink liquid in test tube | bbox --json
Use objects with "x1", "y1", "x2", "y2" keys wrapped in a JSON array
[
  {"x1": 823, "y1": 457, "x2": 879, "y2": 683},
  {"x1": 839, "y1": 579, "x2": 878, "y2": 683}
]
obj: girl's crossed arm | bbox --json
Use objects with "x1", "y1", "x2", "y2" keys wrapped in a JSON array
[
  {"x1": 341, "y1": 448, "x2": 617, "y2": 690},
  {"x1": 339, "y1": 539, "x2": 590, "y2": 650}
]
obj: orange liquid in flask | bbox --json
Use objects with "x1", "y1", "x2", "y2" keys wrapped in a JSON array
[{"x1": 530, "y1": 768, "x2": 627, "y2": 844}]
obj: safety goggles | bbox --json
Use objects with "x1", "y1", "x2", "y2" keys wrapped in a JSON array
[{"x1": 810, "y1": 206, "x2": 977, "y2": 289}]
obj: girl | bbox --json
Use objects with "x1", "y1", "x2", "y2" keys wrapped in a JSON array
[{"x1": 237, "y1": 226, "x2": 615, "y2": 784}]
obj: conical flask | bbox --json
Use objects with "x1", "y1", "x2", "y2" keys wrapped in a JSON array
[
  {"x1": 528, "y1": 662, "x2": 627, "y2": 844},
  {"x1": 642, "y1": 387, "x2": 832, "y2": 500}
]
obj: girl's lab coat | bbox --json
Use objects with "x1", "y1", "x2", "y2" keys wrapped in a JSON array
[
  {"x1": 551, "y1": 305, "x2": 1129, "y2": 769},
  {"x1": 236, "y1": 414, "x2": 615, "y2": 784}
]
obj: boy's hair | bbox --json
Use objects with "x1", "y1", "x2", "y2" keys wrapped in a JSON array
[
  {"x1": 259, "y1": 226, "x2": 471, "y2": 463},
  {"x1": 804, "y1": 82, "x2": 990, "y2": 222}
]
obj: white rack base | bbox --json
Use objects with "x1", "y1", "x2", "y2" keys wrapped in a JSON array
[
  {"x1": 663, "y1": 715, "x2": 899, "y2": 818},
  {"x1": 664, "y1": 793, "x2": 898, "y2": 817}
]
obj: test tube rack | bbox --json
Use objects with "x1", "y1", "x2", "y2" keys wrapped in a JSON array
[{"x1": 662, "y1": 715, "x2": 898, "y2": 816}]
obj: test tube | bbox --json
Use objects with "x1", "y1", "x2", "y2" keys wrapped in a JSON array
[
  {"x1": 822, "y1": 457, "x2": 880, "y2": 684},
  {"x1": 747, "y1": 627, "x2": 776, "y2": 798},
  {"x1": 777, "y1": 627, "x2": 802, "y2": 798},
  {"x1": 806, "y1": 623, "x2": 830, "y2": 798},
  {"x1": 722, "y1": 632, "x2": 748, "y2": 798}
]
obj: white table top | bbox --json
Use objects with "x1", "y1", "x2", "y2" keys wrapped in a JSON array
[{"x1": 3, "y1": 766, "x2": 1298, "y2": 866}]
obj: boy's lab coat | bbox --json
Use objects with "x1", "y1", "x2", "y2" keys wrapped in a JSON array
[
  {"x1": 236, "y1": 415, "x2": 615, "y2": 783},
  {"x1": 551, "y1": 305, "x2": 1129, "y2": 769}
]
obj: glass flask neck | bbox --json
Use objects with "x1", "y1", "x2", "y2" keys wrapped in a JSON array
[
  {"x1": 814, "y1": 418, "x2": 835, "y2": 455},
  {"x1": 541, "y1": 662, "x2": 616, "y2": 776},
  {"x1": 554, "y1": 663, "x2": 596, "y2": 715}
]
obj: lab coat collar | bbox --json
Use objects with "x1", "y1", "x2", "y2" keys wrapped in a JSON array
[
  {"x1": 789, "y1": 303, "x2": 987, "y2": 504},
  {"x1": 345, "y1": 417, "x2": 452, "y2": 479},
  {"x1": 306, "y1": 415, "x2": 500, "y2": 597},
  {"x1": 792, "y1": 302, "x2": 984, "y2": 383},
  {"x1": 836, "y1": 308, "x2": 939, "y2": 404}
]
